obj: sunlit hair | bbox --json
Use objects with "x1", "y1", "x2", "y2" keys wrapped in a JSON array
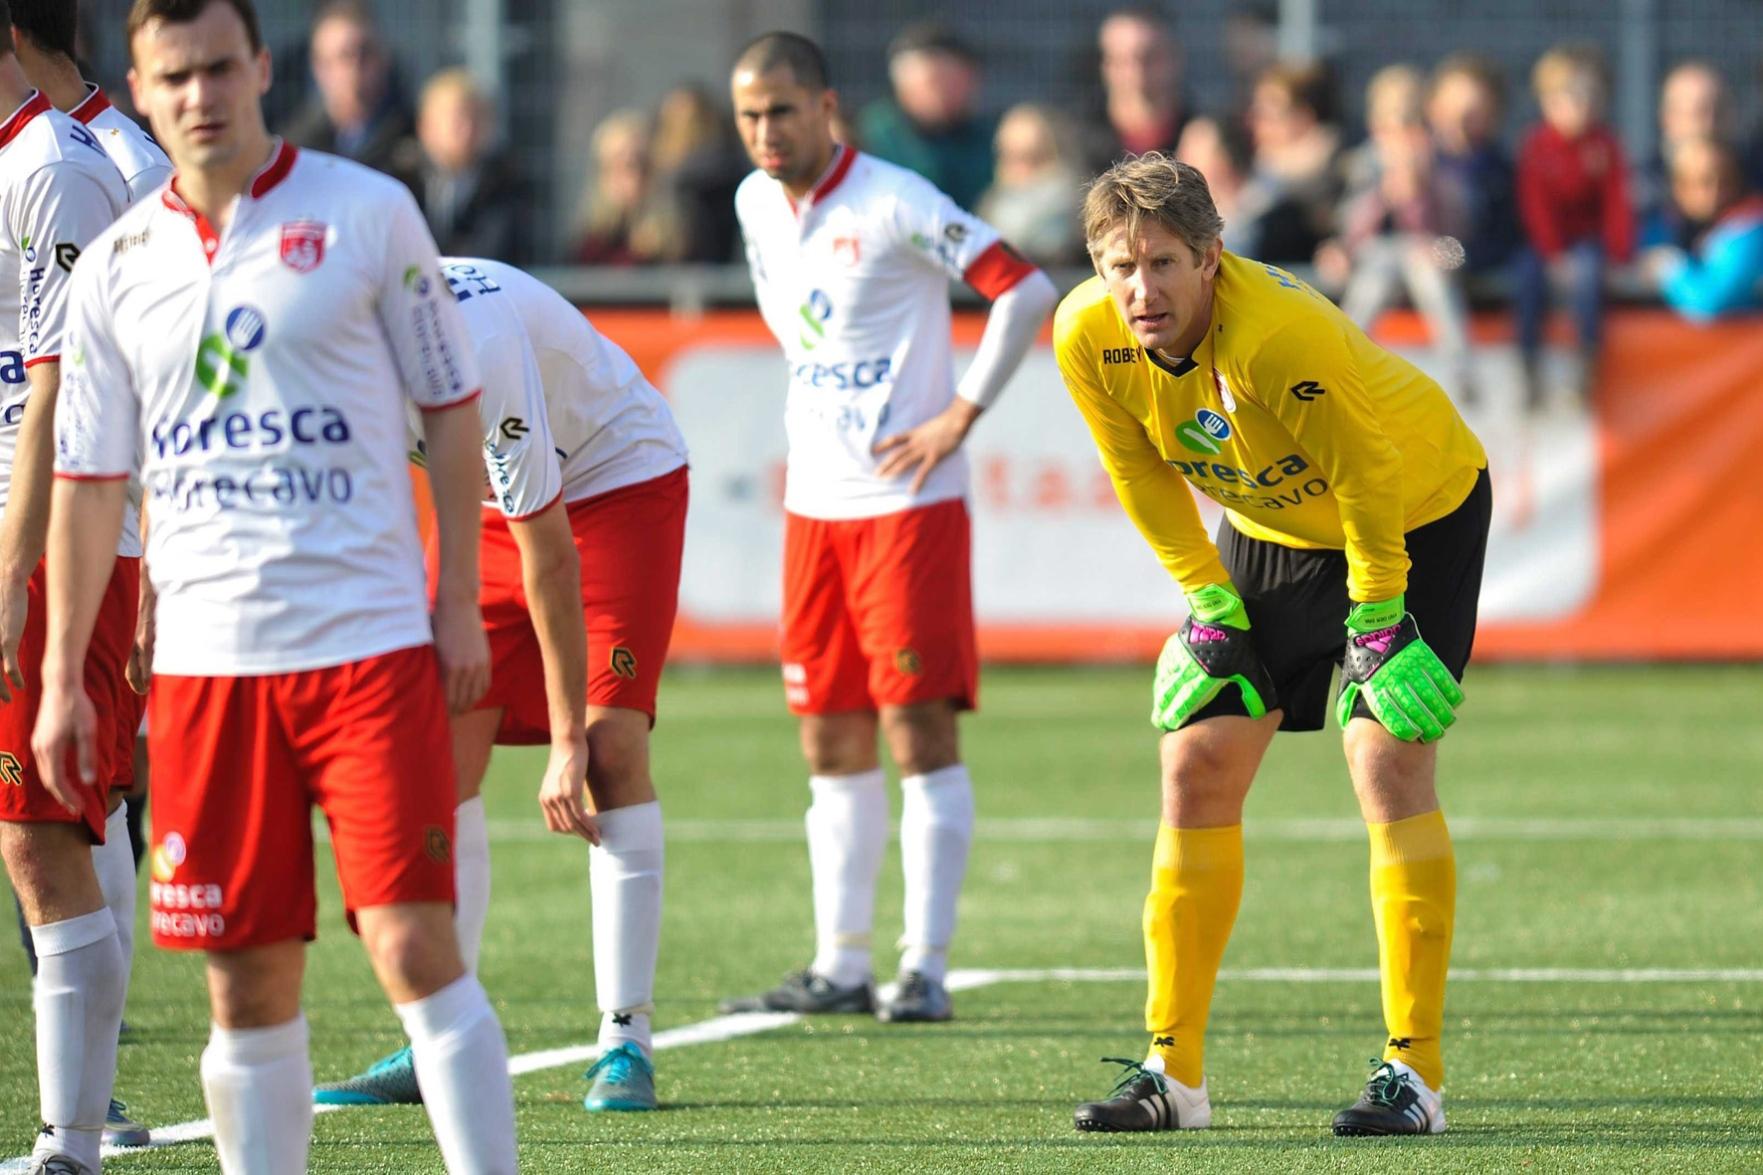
[{"x1": 1083, "y1": 151, "x2": 1222, "y2": 261}]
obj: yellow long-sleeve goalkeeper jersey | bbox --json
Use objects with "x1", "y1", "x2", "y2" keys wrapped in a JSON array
[{"x1": 1054, "y1": 253, "x2": 1487, "y2": 602}]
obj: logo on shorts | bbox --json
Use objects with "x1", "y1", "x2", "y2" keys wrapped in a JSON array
[
  {"x1": 610, "y1": 646, "x2": 638, "y2": 680},
  {"x1": 279, "y1": 220, "x2": 327, "y2": 273},
  {"x1": 894, "y1": 648, "x2": 923, "y2": 676},
  {"x1": 424, "y1": 826, "x2": 452, "y2": 864},
  {"x1": 150, "y1": 832, "x2": 187, "y2": 883},
  {"x1": 0, "y1": 753, "x2": 21, "y2": 787}
]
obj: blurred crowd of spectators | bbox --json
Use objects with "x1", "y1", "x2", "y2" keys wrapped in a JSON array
[{"x1": 167, "y1": 1, "x2": 1763, "y2": 406}]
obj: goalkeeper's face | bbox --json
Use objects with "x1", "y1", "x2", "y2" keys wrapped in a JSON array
[
  {"x1": 732, "y1": 67, "x2": 837, "y2": 191},
  {"x1": 1094, "y1": 222, "x2": 1222, "y2": 357}
]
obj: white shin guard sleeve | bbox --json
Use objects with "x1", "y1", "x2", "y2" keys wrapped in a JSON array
[
  {"x1": 200, "y1": 1015, "x2": 313, "y2": 1175},
  {"x1": 453, "y1": 796, "x2": 491, "y2": 975},
  {"x1": 93, "y1": 803, "x2": 137, "y2": 977},
  {"x1": 396, "y1": 975, "x2": 517, "y2": 1175},
  {"x1": 806, "y1": 769, "x2": 889, "y2": 987},
  {"x1": 590, "y1": 800, "x2": 664, "y2": 1054},
  {"x1": 31, "y1": 907, "x2": 125, "y2": 1171},
  {"x1": 899, "y1": 764, "x2": 975, "y2": 981}
]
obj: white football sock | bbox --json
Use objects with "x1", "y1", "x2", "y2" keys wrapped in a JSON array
[
  {"x1": 30, "y1": 908, "x2": 124, "y2": 1171},
  {"x1": 200, "y1": 1014, "x2": 312, "y2": 1175},
  {"x1": 453, "y1": 796, "x2": 490, "y2": 975},
  {"x1": 590, "y1": 800, "x2": 663, "y2": 1057},
  {"x1": 396, "y1": 974, "x2": 516, "y2": 1174},
  {"x1": 94, "y1": 802, "x2": 137, "y2": 989},
  {"x1": 806, "y1": 768, "x2": 888, "y2": 988},
  {"x1": 898, "y1": 764, "x2": 974, "y2": 983}
]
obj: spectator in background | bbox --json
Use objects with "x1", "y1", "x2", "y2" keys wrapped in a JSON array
[
  {"x1": 1082, "y1": 7, "x2": 1191, "y2": 174},
  {"x1": 1246, "y1": 60, "x2": 1343, "y2": 262},
  {"x1": 1642, "y1": 62, "x2": 1732, "y2": 248},
  {"x1": 858, "y1": 21, "x2": 995, "y2": 212},
  {"x1": 572, "y1": 109, "x2": 678, "y2": 265},
  {"x1": 1223, "y1": 2, "x2": 1279, "y2": 114},
  {"x1": 650, "y1": 85, "x2": 748, "y2": 263},
  {"x1": 1316, "y1": 65, "x2": 1476, "y2": 400},
  {"x1": 977, "y1": 104, "x2": 1086, "y2": 266},
  {"x1": 1643, "y1": 138, "x2": 1763, "y2": 321},
  {"x1": 1176, "y1": 113, "x2": 1313, "y2": 261},
  {"x1": 1427, "y1": 54, "x2": 1518, "y2": 276},
  {"x1": 413, "y1": 69, "x2": 524, "y2": 263},
  {"x1": 1514, "y1": 45, "x2": 1633, "y2": 407},
  {"x1": 281, "y1": 1, "x2": 418, "y2": 188}
]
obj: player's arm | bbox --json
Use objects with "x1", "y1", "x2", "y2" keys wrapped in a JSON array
[
  {"x1": 474, "y1": 328, "x2": 595, "y2": 842},
  {"x1": 1054, "y1": 314, "x2": 1273, "y2": 729},
  {"x1": 1257, "y1": 319, "x2": 1461, "y2": 741},
  {"x1": 376, "y1": 189, "x2": 491, "y2": 713},
  {"x1": 873, "y1": 189, "x2": 1059, "y2": 493},
  {"x1": 34, "y1": 260, "x2": 137, "y2": 810},
  {"x1": 0, "y1": 165, "x2": 123, "y2": 699}
]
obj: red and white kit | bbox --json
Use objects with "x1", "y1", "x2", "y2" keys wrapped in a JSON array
[
  {"x1": 735, "y1": 146, "x2": 1036, "y2": 711},
  {"x1": 55, "y1": 143, "x2": 480, "y2": 948},
  {"x1": 0, "y1": 91, "x2": 130, "y2": 839},
  {"x1": 69, "y1": 83, "x2": 172, "y2": 204},
  {"x1": 424, "y1": 257, "x2": 689, "y2": 731}
]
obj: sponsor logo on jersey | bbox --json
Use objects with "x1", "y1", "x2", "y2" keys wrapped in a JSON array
[
  {"x1": 279, "y1": 220, "x2": 327, "y2": 273},
  {"x1": 1290, "y1": 379, "x2": 1325, "y2": 401},
  {"x1": 1196, "y1": 409, "x2": 1231, "y2": 440},
  {"x1": 0, "y1": 753, "x2": 22, "y2": 787},
  {"x1": 797, "y1": 288, "x2": 833, "y2": 350},
  {"x1": 194, "y1": 306, "x2": 268, "y2": 399},
  {"x1": 498, "y1": 417, "x2": 528, "y2": 442},
  {"x1": 1167, "y1": 452, "x2": 1329, "y2": 510},
  {"x1": 112, "y1": 229, "x2": 151, "y2": 256},
  {"x1": 1101, "y1": 347, "x2": 1139, "y2": 365},
  {"x1": 1176, "y1": 410, "x2": 1233, "y2": 454},
  {"x1": 54, "y1": 243, "x2": 81, "y2": 273},
  {"x1": 0, "y1": 351, "x2": 25, "y2": 386}
]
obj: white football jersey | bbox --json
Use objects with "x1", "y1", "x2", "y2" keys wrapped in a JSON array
[
  {"x1": 70, "y1": 85, "x2": 172, "y2": 203},
  {"x1": 0, "y1": 92, "x2": 129, "y2": 542},
  {"x1": 427, "y1": 257, "x2": 687, "y2": 519},
  {"x1": 55, "y1": 143, "x2": 481, "y2": 676},
  {"x1": 736, "y1": 146, "x2": 1031, "y2": 520}
]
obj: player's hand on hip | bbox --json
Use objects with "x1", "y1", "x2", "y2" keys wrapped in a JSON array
[
  {"x1": 1335, "y1": 594, "x2": 1464, "y2": 742},
  {"x1": 872, "y1": 399, "x2": 982, "y2": 495},
  {"x1": 0, "y1": 581, "x2": 26, "y2": 703},
  {"x1": 431, "y1": 594, "x2": 491, "y2": 713},
  {"x1": 31, "y1": 680, "x2": 97, "y2": 814},
  {"x1": 1152, "y1": 584, "x2": 1277, "y2": 731}
]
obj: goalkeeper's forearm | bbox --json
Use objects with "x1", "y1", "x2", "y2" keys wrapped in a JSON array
[{"x1": 42, "y1": 476, "x2": 127, "y2": 691}]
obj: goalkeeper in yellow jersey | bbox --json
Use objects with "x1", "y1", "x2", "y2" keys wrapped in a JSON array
[{"x1": 1056, "y1": 153, "x2": 1489, "y2": 1137}]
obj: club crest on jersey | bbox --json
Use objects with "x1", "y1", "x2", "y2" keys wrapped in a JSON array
[
  {"x1": 279, "y1": 220, "x2": 327, "y2": 273},
  {"x1": 832, "y1": 233, "x2": 861, "y2": 267}
]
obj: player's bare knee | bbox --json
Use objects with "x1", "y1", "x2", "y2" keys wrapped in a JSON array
[
  {"x1": 1344, "y1": 721, "x2": 1439, "y2": 821},
  {"x1": 358, "y1": 905, "x2": 464, "y2": 1000},
  {"x1": 207, "y1": 943, "x2": 305, "y2": 1028},
  {"x1": 800, "y1": 712, "x2": 879, "y2": 776},
  {"x1": 1, "y1": 824, "x2": 104, "y2": 922},
  {"x1": 584, "y1": 709, "x2": 655, "y2": 808},
  {"x1": 1158, "y1": 727, "x2": 1259, "y2": 823},
  {"x1": 880, "y1": 702, "x2": 959, "y2": 775}
]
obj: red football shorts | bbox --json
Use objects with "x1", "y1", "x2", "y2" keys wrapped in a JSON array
[
  {"x1": 780, "y1": 497, "x2": 978, "y2": 715},
  {"x1": 145, "y1": 644, "x2": 458, "y2": 951},
  {"x1": 0, "y1": 557, "x2": 139, "y2": 842},
  {"x1": 442, "y1": 465, "x2": 687, "y2": 742}
]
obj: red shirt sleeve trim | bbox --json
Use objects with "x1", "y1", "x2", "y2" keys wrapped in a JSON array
[
  {"x1": 54, "y1": 471, "x2": 129, "y2": 482},
  {"x1": 24, "y1": 354, "x2": 59, "y2": 369},
  {"x1": 505, "y1": 489, "x2": 566, "y2": 523},
  {"x1": 419, "y1": 388, "x2": 483, "y2": 414},
  {"x1": 963, "y1": 241, "x2": 1039, "y2": 301}
]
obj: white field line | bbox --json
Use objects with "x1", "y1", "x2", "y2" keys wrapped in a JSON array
[
  {"x1": 457, "y1": 816, "x2": 1763, "y2": 845},
  {"x1": 7, "y1": 964, "x2": 1762, "y2": 1169}
]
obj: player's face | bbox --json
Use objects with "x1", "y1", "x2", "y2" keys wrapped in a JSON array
[
  {"x1": 1093, "y1": 221, "x2": 1221, "y2": 356},
  {"x1": 731, "y1": 66, "x2": 836, "y2": 189},
  {"x1": 128, "y1": 3, "x2": 272, "y2": 172}
]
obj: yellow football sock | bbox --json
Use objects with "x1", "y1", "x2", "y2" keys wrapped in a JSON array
[
  {"x1": 1367, "y1": 809, "x2": 1456, "y2": 1091},
  {"x1": 1143, "y1": 823, "x2": 1244, "y2": 1088}
]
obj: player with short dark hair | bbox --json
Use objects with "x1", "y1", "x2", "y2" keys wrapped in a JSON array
[
  {"x1": 1056, "y1": 152, "x2": 1487, "y2": 1136},
  {"x1": 720, "y1": 32, "x2": 1057, "y2": 1024},
  {"x1": 0, "y1": 1, "x2": 135, "y2": 1167},
  {"x1": 37, "y1": 1, "x2": 515, "y2": 1169}
]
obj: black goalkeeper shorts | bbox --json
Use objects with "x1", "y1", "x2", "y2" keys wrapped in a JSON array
[{"x1": 1184, "y1": 467, "x2": 1491, "y2": 733}]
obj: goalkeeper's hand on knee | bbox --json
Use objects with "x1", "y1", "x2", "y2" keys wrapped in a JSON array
[
  {"x1": 1152, "y1": 584, "x2": 1277, "y2": 731},
  {"x1": 1335, "y1": 595, "x2": 1464, "y2": 742}
]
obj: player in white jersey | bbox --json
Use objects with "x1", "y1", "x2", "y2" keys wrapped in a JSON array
[
  {"x1": 0, "y1": 6, "x2": 134, "y2": 1168},
  {"x1": 317, "y1": 256, "x2": 689, "y2": 1113},
  {"x1": 35, "y1": 2, "x2": 515, "y2": 1171},
  {"x1": 722, "y1": 33, "x2": 1058, "y2": 1023},
  {"x1": 10, "y1": 6, "x2": 171, "y2": 1149}
]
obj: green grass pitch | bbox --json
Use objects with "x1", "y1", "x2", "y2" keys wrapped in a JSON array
[{"x1": 4, "y1": 664, "x2": 1762, "y2": 1171}]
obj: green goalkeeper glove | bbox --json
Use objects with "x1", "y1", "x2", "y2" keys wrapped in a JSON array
[
  {"x1": 1151, "y1": 584, "x2": 1277, "y2": 731},
  {"x1": 1334, "y1": 595, "x2": 1464, "y2": 742}
]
